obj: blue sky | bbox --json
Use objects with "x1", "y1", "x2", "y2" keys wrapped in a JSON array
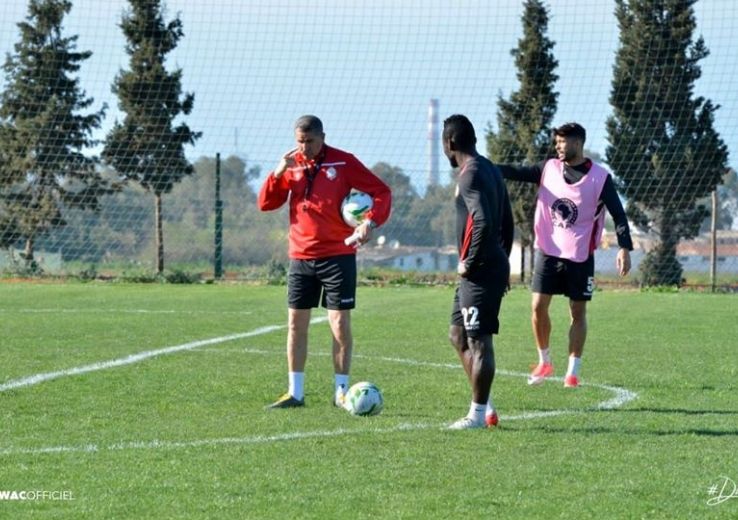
[{"x1": 1, "y1": 0, "x2": 736, "y2": 192}]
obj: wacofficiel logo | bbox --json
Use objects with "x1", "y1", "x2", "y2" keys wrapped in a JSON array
[{"x1": 0, "y1": 490, "x2": 74, "y2": 501}]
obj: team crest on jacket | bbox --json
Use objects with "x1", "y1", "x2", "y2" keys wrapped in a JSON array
[
  {"x1": 550, "y1": 198, "x2": 578, "y2": 228},
  {"x1": 326, "y1": 167, "x2": 337, "y2": 180}
]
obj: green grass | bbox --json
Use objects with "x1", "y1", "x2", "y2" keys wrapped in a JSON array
[{"x1": 0, "y1": 283, "x2": 736, "y2": 519}]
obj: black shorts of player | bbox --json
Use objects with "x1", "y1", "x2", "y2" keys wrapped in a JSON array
[
  {"x1": 450, "y1": 267, "x2": 508, "y2": 338},
  {"x1": 288, "y1": 254, "x2": 357, "y2": 310},
  {"x1": 532, "y1": 250, "x2": 595, "y2": 301}
]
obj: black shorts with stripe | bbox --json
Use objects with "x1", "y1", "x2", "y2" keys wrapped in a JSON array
[{"x1": 450, "y1": 266, "x2": 508, "y2": 337}]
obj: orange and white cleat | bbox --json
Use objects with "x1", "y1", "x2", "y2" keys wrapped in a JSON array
[{"x1": 527, "y1": 362, "x2": 554, "y2": 386}]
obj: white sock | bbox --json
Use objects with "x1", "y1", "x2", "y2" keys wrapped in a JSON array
[
  {"x1": 567, "y1": 356, "x2": 582, "y2": 377},
  {"x1": 486, "y1": 396, "x2": 495, "y2": 415},
  {"x1": 468, "y1": 401, "x2": 486, "y2": 423},
  {"x1": 288, "y1": 371, "x2": 304, "y2": 400},
  {"x1": 335, "y1": 373, "x2": 349, "y2": 394},
  {"x1": 538, "y1": 347, "x2": 551, "y2": 364}
]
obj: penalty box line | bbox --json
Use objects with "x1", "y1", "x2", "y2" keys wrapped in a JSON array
[
  {"x1": 0, "y1": 316, "x2": 638, "y2": 457},
  {"x1": 0, "y1": 317, "x2": 329, "y2": 394},
  {"x1": 204, "y1": 347, "x2": 639, "y2": 413},
  {"x1": 0, "y1": 397, "x2": 638, "y2": 457}
]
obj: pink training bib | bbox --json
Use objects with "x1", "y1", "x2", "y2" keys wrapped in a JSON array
[{"x1": 534, "y1": 159, "x2": 608, "y2": 262}]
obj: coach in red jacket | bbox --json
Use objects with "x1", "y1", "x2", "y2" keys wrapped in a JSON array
[{"x1": 258, "y1": 115, "x2": 391, "y2": 410}]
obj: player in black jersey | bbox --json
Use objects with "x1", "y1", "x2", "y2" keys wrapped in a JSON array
[{"x1": 442, "y1": 115, "x2": 514, "y2": 429}]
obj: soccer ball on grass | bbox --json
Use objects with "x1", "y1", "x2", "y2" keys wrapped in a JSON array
[{"x1": 345, "y1": 381, "x2": 383, "y2": 416}]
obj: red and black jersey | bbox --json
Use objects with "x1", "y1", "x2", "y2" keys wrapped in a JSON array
[
  {"x1": 258, "y1": 145, "x2": 391, "y2": 260},
  {"x1": 455, "y1": 155, "x2": 514, "y2": 273}
]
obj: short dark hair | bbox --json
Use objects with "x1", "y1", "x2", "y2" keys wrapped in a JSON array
[
  {"x1": 443, "y1": 114, "x2": 477, "y2": 149},
  {"x1": 294, "y1": 115, "x2": 323, "y2": 134},
  {"x1": 553, "y1": 122, "x2": 586, "y2": 143}
]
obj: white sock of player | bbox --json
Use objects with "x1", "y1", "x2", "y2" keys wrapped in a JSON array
[
  {"x1": 538, "y1": 347, "x2": 551, "y2": 364},
  {"x1": 335, "y1": 373, "x2": 349, "y2": 395},
  {"x1": 288, "y1": 371, "x2": 304, "y2": 401},
  {"x1": 566, "y1": 356, "x2": 582, "y2": 377},
  {"x1": 468, "y1": 401, "x2": 486, "y2": 423},
  {"x1": 486, "y1": 395, "x2": 495, "y2": 415}
]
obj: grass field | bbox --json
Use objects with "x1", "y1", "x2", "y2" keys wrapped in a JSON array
[{"x1": 0, "y1": 282, "x2": 736, "y2": 519}]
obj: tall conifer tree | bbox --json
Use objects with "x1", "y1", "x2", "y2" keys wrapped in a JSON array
[
  {"x1": 0, "y1": 0, "x2": 107, "y2": 264},
  {"x1": 103, "y1": 0, "x2": 200, "y2": 274},
  {"x1": 607, "y1": 0, "x2": 728, "y2": 286},
  {"x1": 486, "y1": 0, "x2": 558, "y2": 281}
]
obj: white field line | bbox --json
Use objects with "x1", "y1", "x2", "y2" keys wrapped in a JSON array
[
  {"x1": 0, "y1": 317, "x2": 638, "y2": 457},
  {"x1": 0, "y1": 317, "x2": 328, "y2": 393},
  {"x1": 0, "y1": 382, "x2": 637, "y2": 457},
  {"x1": 203, "y1": 348, "x2": 639, "y2": 413},
  {"x1": 0, "y1": 404, "x2": 615, "y2": 457},
  {"x1": 355, "y1": 355, "x2": 638, "y2": 412},
  {"x1": 0, "y1": 308, "x2": 254, "y2": 315},
  {"x1": 0, "y1": 422, "x2": 437, "y2": 456}
]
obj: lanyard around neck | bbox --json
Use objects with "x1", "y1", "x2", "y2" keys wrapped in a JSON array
[{"x1": 301, "y1": 148, "x2": 326, "y2": 206}]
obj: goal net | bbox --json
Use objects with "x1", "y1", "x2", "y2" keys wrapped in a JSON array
[{"x1": 0, "y1": 0, "x2": 736, "y2": 286}]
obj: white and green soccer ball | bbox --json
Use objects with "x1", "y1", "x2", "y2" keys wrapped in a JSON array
[
  {"x1": 341, "y1": 191, "x2": 373, "y2": 228},
  {"x1": 346, "y1": 381, "x2": 384, "y2": 416}
]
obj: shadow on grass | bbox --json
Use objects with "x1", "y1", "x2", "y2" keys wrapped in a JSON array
[
  {"x1": 506, "y1": 407, "x2": 738, "y2": 437},
  {"x1": 607, "y1": 407, "x2": 738, "y2": 416},
  {"x1": 511, "y1": 425, "x2": 738, "y2": 437}
]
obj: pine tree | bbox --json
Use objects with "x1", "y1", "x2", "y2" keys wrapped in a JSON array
[
  {"x1": 103, "y1": 0, "x2": 201, "y2": 274},
  {"x1": 606, "y1": 0, "x2": 728, "y2": 286},
  {"x1": 486, "y1": 0, "x2": 558, "y2": 281},
  {"x1": 0, "y1": 0, "x2": 108, "y2": 265}
]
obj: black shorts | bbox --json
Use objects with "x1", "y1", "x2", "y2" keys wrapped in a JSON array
[
  {"x1": 450, "y1": 269, "x2": 508, "y2": 337},
  {"x1": 288, "y1": 254, "x2": 357, "y2": 310},
  {"x1": 532, "y1": 250, "x2": 595, "y2": 301}
]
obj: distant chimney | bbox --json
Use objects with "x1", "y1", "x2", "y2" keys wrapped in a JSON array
[{"x1": 427, "y1": 98, "x2": 439, "y2": 188}]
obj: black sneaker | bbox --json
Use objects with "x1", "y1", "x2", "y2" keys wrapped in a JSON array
[{"x1": 266, "y1": 393, "x2": 305, "y2": 409}]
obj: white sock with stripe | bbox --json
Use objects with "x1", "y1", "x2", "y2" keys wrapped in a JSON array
[
  {"x1": 486, "y1": 394, "x2": 495, "y2": 415},
  {"x1": 468, "y1": 401, "x2": 486, "y2": 423}
]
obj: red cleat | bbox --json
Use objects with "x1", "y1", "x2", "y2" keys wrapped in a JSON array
[
  {"x1": 528, "y1": 362, "x2": 554, "y2": 385},
  {"x1": 485, "y1": 411, "x2": 499, "y2": 428},
  {"x1": 564, "y1": 374, "x2": 579, "y2": 388}
]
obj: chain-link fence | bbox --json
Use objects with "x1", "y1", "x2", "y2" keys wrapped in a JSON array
[{"x1": 1, "y1": 1, "x2": 736, "y2": 287}]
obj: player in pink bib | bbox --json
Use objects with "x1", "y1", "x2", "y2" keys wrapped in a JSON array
[
  {"x1": 499, "y1": 123, "x2": 633, "y2": 388},
  {"x1": 535, "y1": 158, "x2": 608, "y2": 262}
]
